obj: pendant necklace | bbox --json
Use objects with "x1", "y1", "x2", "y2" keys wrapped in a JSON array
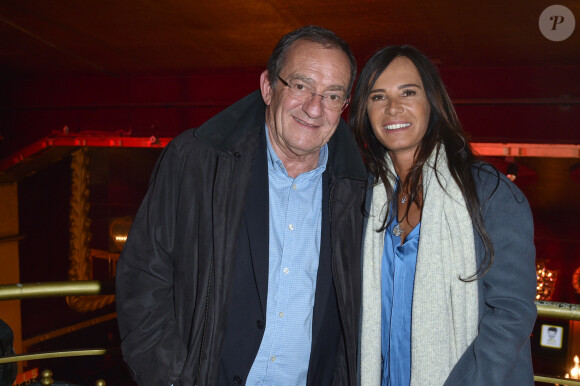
[
  {"x1": 392, "y1": 222, "x2": 404, "y2": 237},
  {"x1": 392, "y1": 193, "x2": 409, "y2": 237}
]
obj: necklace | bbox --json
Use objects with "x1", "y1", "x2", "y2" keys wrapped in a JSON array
[
  {"x1": 392, "y1": 222, "x2": 404, "y2": 237},
  {"x1": 392, "y1": 204, "x2": 408, "y2": 237},
  {"x1": 393, "y1": 190, "x2": 409, "y2": 236}
]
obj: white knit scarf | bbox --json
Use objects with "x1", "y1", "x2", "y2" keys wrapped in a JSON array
[{"x1": 360, "y1": 145, "x2": 478, "y2": 386}]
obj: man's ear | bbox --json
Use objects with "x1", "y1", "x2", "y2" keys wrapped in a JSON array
[{"x1": 260, "y1": 70, "x2": 272, "y2": 105}]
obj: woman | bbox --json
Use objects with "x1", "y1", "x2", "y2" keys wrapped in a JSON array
[{"x1": 350, "y1": 46, "x2": 537, "y2": 385}]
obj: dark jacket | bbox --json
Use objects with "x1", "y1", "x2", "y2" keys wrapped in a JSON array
[{"x1": 116, "y1": 91, "x2": 367, "y2": 385}]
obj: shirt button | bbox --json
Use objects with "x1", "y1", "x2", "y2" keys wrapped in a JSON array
[
  {"x1": 288, "y1": 224, "x2": 294, "y2": 230},
  {"x1": 278, "y1": 312, "x2": 284, "y2": 318},
  {"x1": 233, "y1": 376, "x2": 242, "y2": 384},
  {"x1": 283, "y1": 267, "x2": 289, "y2": 274},
  {"x1": 271, "y1": 356, "x2": 277, "y2": 362},
  {"x1": 292, "y1": 184, "x2": 297, "y2": 190}
]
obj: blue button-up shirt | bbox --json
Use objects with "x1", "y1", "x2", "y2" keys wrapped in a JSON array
[
  {"x1": 381, "y1": 212, "x2": 421, "y2": 386},
  {"x1": 246, "y1": 126, "x2": 327, "y2": 386}
]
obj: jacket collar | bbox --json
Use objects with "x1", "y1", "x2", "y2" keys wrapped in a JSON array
[{"x1": 194, "y1": 91, "x2": 265, "y2": 153}]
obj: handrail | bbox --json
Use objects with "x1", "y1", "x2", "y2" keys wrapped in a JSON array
[
  {"x1": 0, "y1": 349, "x2": 106, "y2": 364},
  {"x1": 22, "y1": 313, "x2": 117, "y2": 349},
  {"x1": 1, "y1": 282, "x2": 577, "y2": 321},
  {"x1": 534, "y1": 375, "x2": 580, "y2": 385},
  {"x1": 536, "y1": 301, "x2": 580, "y2": 321},
  {"x1": 0, "y1": 280, "x2": 114, "y2": 300}
]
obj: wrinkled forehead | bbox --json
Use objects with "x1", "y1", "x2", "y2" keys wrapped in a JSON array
[{"x1": 281, "y1": 40, "x2": 351, "y2": 87}]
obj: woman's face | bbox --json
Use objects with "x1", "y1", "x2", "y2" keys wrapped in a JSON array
[{"x1": 366, "y1": 56, "x2": 431, "y2": 160}]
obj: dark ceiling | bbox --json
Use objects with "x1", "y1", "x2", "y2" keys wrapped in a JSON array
[{"x1": 1, "y1": 0, "x2": 579, "y2": 78}]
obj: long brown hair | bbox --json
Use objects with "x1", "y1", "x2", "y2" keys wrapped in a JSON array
[{"x1": 349, "y1": 45, "x2": 498, "y2": 279}]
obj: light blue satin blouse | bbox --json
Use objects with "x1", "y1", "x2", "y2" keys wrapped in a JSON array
[{"x1": 381, "y1": 213, "x2": 421, "y2": 386}]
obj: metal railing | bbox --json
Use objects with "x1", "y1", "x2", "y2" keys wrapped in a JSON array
[
  {"x1": 0, "y1": 281, "x2": 113, "y2": 385},
  {"x1": 533, "y1": 301, "x2": 580, "y2": 385},
  {"x1": 0, "y1": 280, "x2": 114, "y2": 300},
  {"x1": 536, "y1": 375, "x2": 580, "y2": 386},
  {"x1": 0, "y1": 349, "x2": 107, "y2": 365},
  {"x1": 3, "y1": 281, "x2": 580, "y2": 384},
  {"x1": 536, "y1": 301, "x2": 580, "y2": 322}
]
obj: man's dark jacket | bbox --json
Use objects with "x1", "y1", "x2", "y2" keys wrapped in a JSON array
[{"x1": 116, "y1": 91, "x2": 367, "y2": 385}]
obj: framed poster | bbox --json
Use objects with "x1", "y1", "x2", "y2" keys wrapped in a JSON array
[{"x1": 540, "y1": 324, "x2": 564, "y2": 349}]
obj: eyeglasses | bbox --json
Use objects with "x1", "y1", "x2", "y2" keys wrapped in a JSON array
[{"x1": 277, "y1": 76, "x2": 349, "y2": 112}]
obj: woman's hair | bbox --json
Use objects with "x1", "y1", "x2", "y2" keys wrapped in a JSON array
[{"x1": 349, "y1": 45, "x2": 497, "y2": 279}]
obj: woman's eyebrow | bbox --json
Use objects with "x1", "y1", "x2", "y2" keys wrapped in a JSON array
[{"x1": 398, "y1": 83, "x2": 421, "y2": 90}]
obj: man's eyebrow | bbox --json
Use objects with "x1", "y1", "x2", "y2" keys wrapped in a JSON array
[
  {"x1": 288, "y1": 74, "x2": 346, "y2": 91},
  {"x1": 326, "y1": 85, "x2": 346, "y2": 92},
  {"x1": 288, "y1": 74, "x2": 311, "y2": 82}
]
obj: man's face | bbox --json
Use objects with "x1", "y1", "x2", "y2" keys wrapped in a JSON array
[{"x1": 260, "y1": 40, "x2": 351, "y2": 163}]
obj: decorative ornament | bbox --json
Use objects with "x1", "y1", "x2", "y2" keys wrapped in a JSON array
[
  {"x1": 536, "y1": 261, "x2": 557, "y2": 301},
  {"x1": 67, "y1": 149, "x2": 115, "y2": 312},
  {"x1": 572, "y1": 266, "x2": 580, "y2": 295}
]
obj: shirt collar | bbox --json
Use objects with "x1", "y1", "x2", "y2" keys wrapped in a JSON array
[{"x1": 264, "y1": 123, "x2": 328, "y2": 177}]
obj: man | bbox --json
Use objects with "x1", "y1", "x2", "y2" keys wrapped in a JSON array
[{"x1": 116, "y1": 25, "x2": 366, "y2": 385}]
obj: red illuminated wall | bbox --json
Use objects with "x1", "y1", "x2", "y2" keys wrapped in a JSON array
[{"x1": 1, "y1": 64, "x2": 579, "y2": 159}]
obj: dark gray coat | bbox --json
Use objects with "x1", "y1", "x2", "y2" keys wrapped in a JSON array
[{"x1": 446, "y1": 165, "x2": 536, "y2": 385}]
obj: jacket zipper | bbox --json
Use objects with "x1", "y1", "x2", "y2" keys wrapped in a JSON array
[
  {"x1": 197, "y1": 254, "x2": 214, "y2": 384},
  {"x1": 196, "y1": 151, "x2": 239, "y2": 384},
  {"x1": 329, "y1": 178, "x2": 361, "y2": 384}
]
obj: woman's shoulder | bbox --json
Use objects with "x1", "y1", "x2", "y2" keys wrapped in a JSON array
[{"x1": 470, "y1": 161, "x2": 529, "y2": 210}]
